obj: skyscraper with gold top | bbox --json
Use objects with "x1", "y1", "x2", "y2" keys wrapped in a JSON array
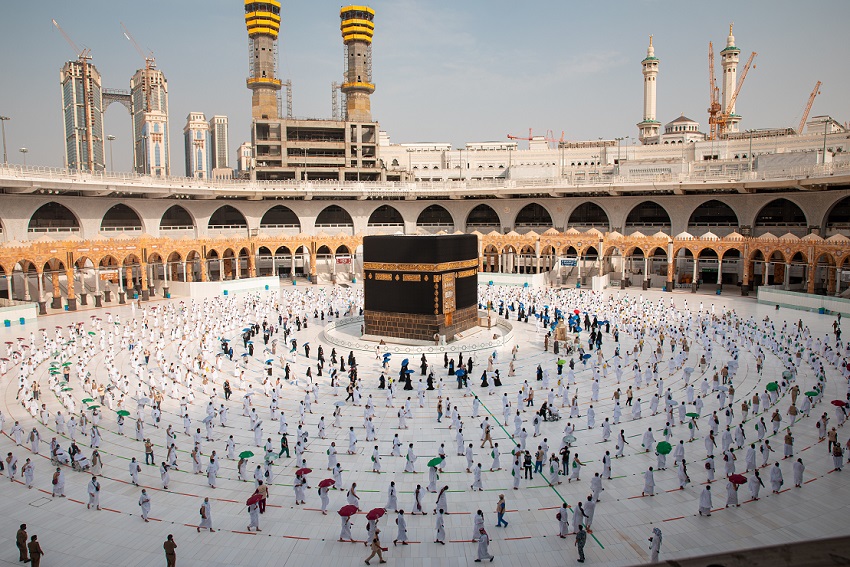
[{"x1": 340, "y1": 6, "x2": 375, "y2": 122}]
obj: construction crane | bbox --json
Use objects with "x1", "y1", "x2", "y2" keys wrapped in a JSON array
[
  {"x1": 507, "y1": 128, "x2": 534, "y2": 141},
  {"x1": 797, "y1": 80, "x2": 822, "y2": 134},
  {"x1": 707, "y1": 41, "x2": 721, "y2": 140},
  {"x1": 714, "y1": 51, "x2": 757, "y2": 138},
  {"x1": 52, "y1": 19, "x2": 91, "y2": 60},
  {"x1": 507, "y1": 128, "x2": 565, "y2": 148},
  {"x1": 121, "y1": 23, "x2": 156, "y2": 112}
]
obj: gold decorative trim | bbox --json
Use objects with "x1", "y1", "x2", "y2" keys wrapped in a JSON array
[
  {"x1": 402, "y1": 274, "x2": 421, "y2": 282},
  {"x1": 456, "y1": 268, "x2": 477, "y2": 278},
  {"x1": 374, "y1": 272, "x2": 392, "y2": 281},
  {"x1": 363, "y1": 259, "x2": 479, "y2": 272}
]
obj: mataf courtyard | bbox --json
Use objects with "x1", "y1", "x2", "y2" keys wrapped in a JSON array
[{"x1": 1, "y1": 282, "x2": 848, "y2": 566}]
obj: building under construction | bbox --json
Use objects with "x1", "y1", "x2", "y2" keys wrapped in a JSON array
[{"x1": 247, "y1": 3, "x2": 388, "y2": 181}]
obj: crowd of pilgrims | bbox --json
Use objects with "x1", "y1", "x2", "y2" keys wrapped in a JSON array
[{"x1": 0, "y1": 281, "x2": 848, "y2": 548}]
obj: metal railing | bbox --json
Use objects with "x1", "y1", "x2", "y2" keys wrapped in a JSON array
[{"x1": 0, "y1": 161, "x2": 848, "y2": 197}]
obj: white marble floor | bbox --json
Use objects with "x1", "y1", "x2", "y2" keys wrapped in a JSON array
[{"x1": 1, "y1": 284, "x2": 848, "y2": 566}]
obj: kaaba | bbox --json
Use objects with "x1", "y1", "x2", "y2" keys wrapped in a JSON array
[{"x1": 363, "y1": 234, "x2": 480, "y2": 341}]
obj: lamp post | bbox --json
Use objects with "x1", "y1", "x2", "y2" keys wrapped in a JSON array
[
  {"x1": 746, "y1": 129, "x2": 755, "y2": 172},
  {"x1": 615, "y1": 136, "x2": 625, "y2": 175},
  {"x1": 107, "y1": 134, "x2": 116, "y2": 172},
  {"x1": 19, "y1": 147, "x2": 28, "y2": 166},
  {"x1": 0, "y1": 116, "x2": 9, "y2": 166}
]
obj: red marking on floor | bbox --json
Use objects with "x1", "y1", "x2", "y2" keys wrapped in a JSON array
[
  {"x1": 627, "y1": 494, "x2": 648, "y2": 499},
  {"x1": 665, "y1": 488, "x2": 683, "y2": 493},
  {"x1": 231, "y1": 530, "x2": 256, "y2": 535},
  {"x1": 449, "y1": 540, "x2": 474, "y2": 543},
  {"x1": 804, "y1": 478, "x2": 817, "y2": 484},
  {"x1": 777, "y1": 488, "x2": 791, "y2": 494},
  {"x1": 504, "y1": 536, "x2": 532, "y2": 541},
  {"x1": 68, "y1": 498, "x2": 84, "y2": 504},
  {"x1": 710, "y1": 508, "x2": 724, "y2": 513},
  {"x1": 538, "y1": 506, "x2": 560, "y2": 511},
  {"x1": 801, "y1": 447, "x2": 811, "y2": 452},
  {"x1": 102, "y1": 507, "x2": 121, "y2": 513},
  {"x1": 448, "y1": 511, "x2": 470, "y2": 515},
  {"x1": 663, "y1": 516, "x2": 684, "y2": 522}
]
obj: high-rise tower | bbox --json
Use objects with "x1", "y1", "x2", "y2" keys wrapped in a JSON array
[
  {"x1": 637, "y1": 35, "x2": 660, "y2": 142},
  {"x1": 340, "y1": 5, "x2": 375, "y2": 122},
  {"x1": 61, "y1": 60, "x2": 106, "y2": 171},
  {"x1": 209, "y1": 115, "x2": 229, "y2": 170},
  {"x1": 184, "y1": 112, "x2": 211, "y2": 179},
  {"x1": 720, "y1": 24, "x2": 741, "y2": 133},
  {"x1": 130, "y1": 67, "x2": 170, "y2": 176},
  {"x1": 245, "y1": 0, "x2": 282, "y2": 120}
]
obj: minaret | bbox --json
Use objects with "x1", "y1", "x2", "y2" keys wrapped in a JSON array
[
  {"x1": 245, "y1": 0, "x2": 282, "y2": 120},
  {"x1": 720, "y1": 24, "x2": 741, "y2": 133},
  {"x1": 340, "y1": 5, "x2": 375, "y2": 122},
  {"x1": 637, "y1": 35, "x2": 660, "y2": 142}
]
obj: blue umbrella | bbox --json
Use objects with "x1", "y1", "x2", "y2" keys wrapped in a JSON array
[
  {"x1": 241, "y1": 353, "x2": 250, "y2": 357},
  {"x1": 303, "y1": 342, "x2": 310, "y2": 346},
  {"x1": 383, "y1": 354, "x2": 392, "y2": 360},
  {"x1": 455, "y1": 369, "x2": 465, "y2": 377},
  {"x1": 221, "y1": 338, "x2": 230, "y2": 342},
  {"x1": 247, "y1": 341, "x2": 253, "y2": 345},
  {"x1": 265, "y1": 359, "x2": 274, "y2": 364},
  {"x1": 582, "y1": 354, "x2": 592, "y2": 360},
  {"x1": 242, "y1": 328, "x2": 251, "y2": 332},
  {"x1": 405, "y1": 369, "x2": 415, "y2": 374},
  {"x1": 401, "y1": 358, "x2": 409, "y2": 366}
]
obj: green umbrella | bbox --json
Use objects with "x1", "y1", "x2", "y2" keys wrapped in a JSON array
[
  {"x1": 49, "y1": 370, "x2": 60, "y2": 375},
  {"x1": 87, "y1": 405, "x2": 100, "y2": 410},
  {"x1": 117, "y1": 410, "x2": 131, "y2": 417},
  {"x1": 686, "y1": 412, "x2": 700, "y2": 418},
  {"x1": 782, "y1": 370, "x2": 792, "y2": 379},
  {"x1": 62, "y1": 362, "x2": 72, "y2": 367},
  {"x1": 88, "y1": 331, "x2": 96, "y2": 336},
  {"x1": 61, "y1": 387, "x2": 73, "y2": 392},
  {"x1": 82, "y1": 398, "x2": 94, "y2": 404},
  {"x1": 766, "y1": 382, "x2": 779, "y2": 392},
  {"x1": 427, "y1": 457, "x2": 444, "y2": 468},
  {"x1": 804, "y1": 391, "x2": 818, "y2": 397},
  {"x1": 557, "y1": 359, "x2": 566, "y2": 365},
  {"x1": 239, "y1": 451, "x2": 254, "y2": 459},
  {"x1": 656, "y1": 441, "x2": 672, "y2": 455}
]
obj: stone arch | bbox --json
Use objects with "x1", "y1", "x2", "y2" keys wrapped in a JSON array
[
  {"x1": 568, "y1": 202, "x2": 610, "y2": 230},
  {"x1": 416, "y1": 204, "x2": 454, "y2": 231},
  {"x1": 315, "y1": 205, "x2": 354, "y2": 228},
  {"x1": 260, "y1": 205, "x2": 301, "y2": 230},
  {"x1": 753, "y1": 198, "x2": 807, "y2": 235},
  {"x1": 687, "y1": 200, "x2": 738, "y2": 235},
  {"x1": 28, "y1": 202, "x2": 81, "y2": 234},
  {"x1": 160, "y1": 205, "x2": 196, "y2": 232},
  {"x1": 482, "y1": 244, "x2": 499, "y2": 272},
  {"x1": 101, "y1": 203, "x2": 144, "y2": 232},
  {"x1": 208, "y1": 205, "x2": 248, "y2": 229},
  {"x1": 367, "y1": 204, "x2": 404, "y2": 227},
  {"x1": 625, "y1": 201, "x2": 671, "y2": 230},
  {"x1": 466, "y1": 204, "x2": 500, "y2": 231},
  {"x1": 514, "y1": 203, "x2": 553, "y2": 231},
  {"x1": 823, "y1": 196, "x2": 850, "y2": 235}
]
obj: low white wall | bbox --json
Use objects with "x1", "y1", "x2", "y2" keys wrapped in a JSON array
[
  {"x1": 757, "y1": 286, "x2": 850, "y2": 316},
  {"x1": 0, "y1": 301, "x2": 38, "y2": 327},
  {"x1": 159, "y1": 276, "x2": 281, "y2": 300},
  {"x1": 478, "y1": 272, "x2": 546, "y2": 287},
  {"x1": 591, "y1": 273, "x2": 610, "y2": 292}
]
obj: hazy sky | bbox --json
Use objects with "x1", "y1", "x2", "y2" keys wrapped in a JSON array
[{"x1": 1, "y1": 0, "x2": 847, "y2": 173}]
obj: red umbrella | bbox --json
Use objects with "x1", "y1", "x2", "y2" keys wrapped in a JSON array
[
  {"x1": 338, "y1": 504, "x2": 357, "y2": 517},
  {"x1": 729, "y1": 474, "x2": 747, "y2": 485},
  {"x1": 296, "y1": 468, "x2": 312, "y2": 476},
  {"x1": 366, "y1": 508, "x2": 386, "y2": 521},
  {"x1": 573, "y1": 309, "x2": 580, "y2": 315},
  {"x1": 832, "y1": 400, "x2": 847, "y2": 407},
  {"x1": 318, "y1": 478, "x2": 335, "y2": 488},
  {"x1": 246, "y1": 493, "x2": 263, "y2": 506}
]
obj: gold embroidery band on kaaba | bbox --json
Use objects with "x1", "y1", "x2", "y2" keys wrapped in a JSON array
[{"x1": 363, "y1": 259, "x2": 479, "y2": 272}]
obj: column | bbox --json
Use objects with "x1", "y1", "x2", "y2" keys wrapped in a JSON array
[
  {"x1": 496, "y1": 253, "x2": 501, "y2": 274},
  {"x1": 290, "y1": 252, "x2": 296, "y2": 279},
  {"x1": 218, "y1": 258, "x2": 224, "y2": 281},
  {"x1": 691, "y1": 256, "x2": 698, "y2": 293},
  {"x1": 23, "y1": 270, "x2": 31, "y2": 301},
  {"x1": 643, "y1": 256, "x2": 649, "y2": 289},
  {"x1": 248, "y1": 253, "x2": 256, "y2": 278},
  {"x1": 621, "y1": 254, "x2": 626, "y2": 286},
  {"x1": 577, "y1": 255, "x2": 582, "y2": 286},
  {"x1": 828, "y1": 267, "x2": 837, "y2": 296},
  {"x1": 7, "y1": 269, "x2": 14, "y2": 301},
  {"x1": 94, "y1": 268, "x2": 102, "y2": 307},
  {"x1": 309, "y1": 252, "x2": 318, "y2": 284},
  {"x1": 65, "y1": 268, "x2": 77, "y2": 311},
  {"x1": 235, "y1": 256, "x2": 241, "y2": 280},
  {"x1": 140, "y1": 262, "x2": 149, "y2": 300},
  {"x1": 806, "y1": 260, "x2": 816, "y2": 294},
  {"x1": 78, "y1": 267, "x2": 87, "y2": 305},
  {"x1": 36, "y1": 269, "x2": 46, "y2": 314},
  {"x1": 716, "y1": 257, "x2": 723, "y2": 292},
  {"x1": 331, "y1": 253, "x2": 337, "y2": 284},
  {"x1": 186, "y1": 261, "x2": 194, "y2": 283},
  {"x1": 741, "y1": 259, "x2": 750, "y2": 296},
  {"x1": 271, "y1": 253, "x2": 276, "y2": 279},
  {"x1": 51, "y1": 270, "x2": 62, "y2": 309},
  {"x1": 666, "y1": 242, "x2": 674, "y2": 292},
  {"x1": 784, "y1": 262, "x2": 791, "y2": 291},
  {"x1": 163, "y1": 260, "x2": 169, "y2": 296}
]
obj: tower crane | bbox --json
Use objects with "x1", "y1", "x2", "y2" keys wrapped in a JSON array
[
  {"x1": 507, "y1": 128, "x2": 534, "y2": 141},
  {"x1": 507, "y1": 128, "x2": 565, "y2": 148},
  {"x1": 715, "y1": 51, "x2": 757, "y2": 138},
  {"x1": 707, "y1": 41, "x2": 721, "y2": 140},
  {"x1": 797, "y1": 80, "x2": 822, "y2": 134},
  {"x1": 121, "y1": 23, "x2": 156, "y2": 113},
  {"x1": 52, "y1": 19, "x2": 91, "y2": 61}
]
